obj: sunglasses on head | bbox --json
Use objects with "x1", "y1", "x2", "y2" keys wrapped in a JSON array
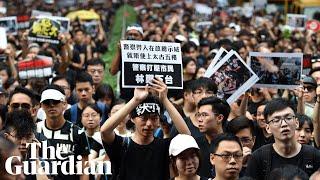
[
  {"x1": 10, "y1": 103, "x2": 31, "y2": 110},
  {"x1": 42, "y1": 99, "x2": 61, "y2": 106}
]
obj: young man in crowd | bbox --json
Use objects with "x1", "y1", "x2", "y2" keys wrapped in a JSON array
[
  {"x1": 101, "y1": 77, "x2": 190, "y2": 180},
  {"x1": 37, "y1": 85, "x2": 90, "y2": 180},
  {"x1": 196, "y1": 96, "x2": 230, "y2": 178},
  {"x1": 210, "y1": 133, "x2": 243, "y2": 180},
  {"x1": 64, "y1": 71, "x2": 108, "y2": 127},
  {"x1": 245, "y1": 98, "x2": 320, "y2": 179},
  {"x1": 86, "y1": 58, "x2": 106, "y2": 88}
]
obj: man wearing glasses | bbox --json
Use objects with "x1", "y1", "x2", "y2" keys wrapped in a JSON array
[
  {"x1": 245, "y1": 98, "x2": 320, "y2": 179},
  {"x1": 195, "y1": 96, "x2": 230, "y2": 178},
  {"x1": 209, "y1": 133, "x2": 243, "y2": 180}
]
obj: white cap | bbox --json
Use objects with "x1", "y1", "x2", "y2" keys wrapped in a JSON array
[
  {"x1": 126, "y1": 24, "x2": 143, "y2": 35},
  {"x1": 175, "y1": 35, "x2": 187, "y2": 42},
  {"x1": 40, "y1": 89, "x2": 65, "y2": 103},
  {"x1": 169, "y1": 134, "x2": 199, "y2": 156}
]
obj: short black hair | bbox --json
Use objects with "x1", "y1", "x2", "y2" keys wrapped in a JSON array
[
  {"x1": 86, "y1": 58, "x2": 106, "y2": 69},
  {"x1": 182, "y1": 56, "x2": 196, "y2": 69},
  {"x1": 75, "y1": 71, "x2": 94, "y2": 86},
  {"x1": 268, "y1": 165, "x2": 308, "y2": 180},
  {"x1": 211, "y1": 133, "x2": 243, "y2": 153},
  {"x1": 51, "y1": 75, "x2": 71, "y2": 86},
  {"x1": 0, "y1": 134, "x2": 17, "y2": 176},
  {"x1": 8, "y1": 86, "x2": 36, "y2": 106},
  {"x1": 94, "y1": 83, "x2": 115, "y2": 105},
  {"x1": 263, "y1": 98, "x2": 295, "y2": 122},
  {"x1": 227, "y1": 116, "x2": 255, "y2": 137},
  {"x1": 296, "y1": 113, "x2": 314, "y2": 132},
  {"x1": 3, "y1": 109, "x2": 35, "y2": 140},
  {"x1": 198, "y1": 96, "x2": 230, "y2": 122},
  {"x1": 41, "y1": 84, "x2": 65, "y2": 96},
  {"x1": 83, "y1": 103, "x2": 102, "y2": 117},
  {"x1": 191, "y1": 77, "x2": 218, "y2": 94}
]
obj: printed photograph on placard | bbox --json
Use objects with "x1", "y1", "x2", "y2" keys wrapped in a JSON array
[
  {"x1": 204, "y1": 47, "x2": 228, "y2": 77},
  {"x1": 0, "y1": 16, "x2": 18, "y2": 35},
  {"x1": 249, "y1": 52, "x2": 302, "y2": 89},
  {"x1": 287, "y1": 14, "x2": 307, "y2": 30}
]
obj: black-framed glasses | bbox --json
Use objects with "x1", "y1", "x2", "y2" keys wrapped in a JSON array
[
  {"x1": 239, "y1": 137, "x2": 253, "y2": 144},
  {"x1": 214, "y1": 153, "x2": 243, "y2": 162},
  {"x1": 195, "y1": 112, "x2": 218, "y2": 119},
  {"x1": 267, "y1": 115, "x2": 295, "y2": 127},
  {"x1": 10, "y1": 103, "x2": 32, "y2": 110},
  {"x1": 42, "y1": 100, "x2": 61, "y2": 106}
]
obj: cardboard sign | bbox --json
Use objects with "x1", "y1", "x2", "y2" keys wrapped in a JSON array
[
  {"x1": 28, "y1": 18, "x2": 60, "y2": 44},
  {"x1": 121, "y1": 40, "x2": 183, "y2": 89},
  {"x1": 287, "y1": 14, "x2": 307, "y2": 30},
  {"x1": 36, "y1": 15, "x2": 70, "y2": 33},
  {"x1": 306, "y1": 20, "x2": 320, "y2": 32},
  {"x1": 82, "y1": 20, "x2": 98, "y2": 37},
  {"x1": 249, "y1": 52, "x2": 303, "y2": 89},
  {"x1": 0, "y1": 27, "x2": 7, "y2": 49},
  {"x1": 0, "y1": 16, "x2": 18, "y2": 35},
  {"x1": 18, "y1": 55, "x2": 53, "y2": 79},
  {"x1": 205, "y1": 50, "x2": 259, "y2": 104}
]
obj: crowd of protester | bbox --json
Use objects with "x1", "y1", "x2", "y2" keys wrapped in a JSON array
[{"x1": 0, "y1": 0, "x2": 320, "y2": 180}]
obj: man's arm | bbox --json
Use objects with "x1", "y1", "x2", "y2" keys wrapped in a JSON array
[
  {"x1": 313, "y1": 86, "x2": 320, "y2": 147},
  {"x1": 109, "y1": 45, "x2": 121, "y2": 75},
  {"x1": 150, "y1": 78, "x2": 190, "y2": 135},
  {"x1": 100, "y1": 87, "x2": 149, "y2": 144}
]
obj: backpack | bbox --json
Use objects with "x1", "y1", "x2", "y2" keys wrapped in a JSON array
[
  {"x1": 260, "y1": 144, "x2": 316, "y2": 178},
  {"x1": 70, "y1": 101, "x2": 108, "y2": 125}
]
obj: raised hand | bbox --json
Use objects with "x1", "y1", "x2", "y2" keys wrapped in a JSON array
[
  {"x1": 149, "y1": 77, "x2": 168, "y2": 102},
  {"x1": 133, "y1": 85, "x2": 149, "y2": 103}
]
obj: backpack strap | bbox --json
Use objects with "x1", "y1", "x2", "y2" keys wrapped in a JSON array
[
  {"x1": 97, "y1": 101, "x2": 108, "y2": 126},
  {"x1": 301, "y1": 144, "x2": 316, "y2": 175},
  {"x1": 70, "y1": 103, "x2": 78, "y2": 124},
  {"x1": 261, "y1": 144, "x2": 272, "y2": 178}
]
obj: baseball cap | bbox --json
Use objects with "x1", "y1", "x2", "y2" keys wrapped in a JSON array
[
  {"x1": 169, "y1": 134, "x2": 199, "y2": 156},
  {"x1": 130, "y1": 95, "x2": 163, "y2": 118},
  {"x1": 302, "y1": 76, "x2": 317, "y2": 87},
  {"x1": 126, "y1": 24, "x2": 143, "y2": 35},
  {"x1": 40, "y1": 89, "x2": 65, "y2": 103}
]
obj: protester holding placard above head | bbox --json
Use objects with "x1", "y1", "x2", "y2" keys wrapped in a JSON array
[
  {"x1": 109, "y1": 23, "x2": 144, "y2": 102},
  {"x1": 101, "y1": 77, "x2": 190, "y2": 180},
  {"x1": 295, "y1": 76, "x2": 317, "y2": 118},
  {"x1": 196, "y1": 96, "x2": 230, "y2": 178}
]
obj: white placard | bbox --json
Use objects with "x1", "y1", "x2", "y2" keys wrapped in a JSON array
[
  {"x1": 36, "y1": 15, "x2": 70, "y2": 33},
  {"x1": 287, "y1": 14, "x2": 307, "y2": 31},
  {"x1": 204, "y1": 47, "x2": 228, "y2": 77},
  {"x1": 0, "y1": 16, "x2": 18, "y2": 35},
  {"x1": 0, "y1": 27, "x2": 7, "y2": 49}
]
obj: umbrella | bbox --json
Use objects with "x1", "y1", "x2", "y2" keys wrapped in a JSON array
[{"x1": 66, "y1": 10, "x2": 100, "y2": 20}]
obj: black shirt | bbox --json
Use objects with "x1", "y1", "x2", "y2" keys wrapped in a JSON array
[
  {"x1": 252, "y1": 122, "x2": 274, "y2": 151},
  {"x1": 170, "y1": 117, "x2": 202, "y2": 139},
  {"x1": 36, "y1": 120, "x2": 90, "y2": 180},
  {"x1": 103, "y1": 134, "x2": 171, "y2": 180},
  {"x1": 196, "y1": 135, "x2": 216, "y2": 178},
  {"x1": 245, "y1": 144, "x2": 320, "y2": 179}
]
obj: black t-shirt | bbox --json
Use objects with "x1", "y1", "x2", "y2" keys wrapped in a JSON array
[
  {"x1": 103, "y1": 134, "x2": 171, "y2": 180},
  {"x1": 170, "y1": 117, "x2": 202, "y2": 139},
  {"x1": 36, "y1": 120, "x2": 90, "y2": 180},
  {"x1": 245, "y1": 144, "x2": 320, "y2": 179},
  {"x1": 196, "y1": 135, "x2": 216, "y2": 178}
]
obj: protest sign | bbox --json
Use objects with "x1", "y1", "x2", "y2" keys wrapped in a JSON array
[
  {"x1": 195, "y1": 21, "x2": 213, "y2": 32},
  {"x1": 18, "y1": 55, "x2": 53, "y2": 79},
  {"x1": 82, "y1": 20, "x2": 99, "y2": 37},
  {"x1": 17, "y1": 15, "x2": 30, "y2": 29},
  {"x1": 31, "y1": 10, "x2": 52, "y2": 17},
  {"x1": 0, "y1": 16, "x2": 18, "y2": 35},
  {"x1": 204, "y1": 47, "x2": 228, "y2": 77},
  {"x1": 195, "y1": 3, "x2": 212, "y2": 21},
  {"x1": 28, "y1": 18, "x2": 60, "y2": 44},
  {"x1": 121, "y1": 40, "x2": 183, "y2": 89},
  {"x1": 249, "y1": 52, "x2": 302, "y2": 89},
  {"x1": 36, "y1": 15, "x2": 70, "y2": 33},
  {"x1": 0, "y1": 7, "x2": 6, "y2": 14},
  {"x1": 0, "y1": 27, "x2": 7, "y2": 50},
  {"x1": 306, "y1": 20, "x2": 320, "y2": 32},
  {"x1": 205, "y1": 50, "x2": 259, "y2": 104},
  {"x1": 57, "y1": 0, "x2": 76, "y2": 8},
  {"x1": 287, "y1": 14, "x2": 307, "y2": 30}
]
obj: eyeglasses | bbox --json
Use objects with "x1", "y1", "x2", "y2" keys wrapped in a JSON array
[
  {"x1": 88, "y1": 69, "x2": 104, "y2": 75},
  {"x1": 193, "y1": 89, "x2": 214, "y2": 96},
  {"x1": 42, "y1": 100, "x2": 61, "y2": 106},
  {"x1": 82, "y1": 113, "x2": 99, "y2": 118},
  {"x1": 303, "y1": 86, "x2": 315, "y2": 92},
  {"x1": 10, "y1": 103, "x2": 32, "y2": 110},
  {"x1": 214, "y1": 153, "x2": 243, "y2": 162},
  {"x1": 195, "y1": 112, "x2": 218, "y2": 119},
  {"x1": 239, "y1": 137, "x2": 253, "y2": 144},
  {"x1": 267, "y1": 115, "x2": 295, "y2": 127}
]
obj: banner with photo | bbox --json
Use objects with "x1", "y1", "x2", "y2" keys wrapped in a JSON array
[
  {"x1": 287, "y1": 14, "x2": 307, "y2": 31},
  {"x1": 0, "y1": 16, "x2": 18, "y2": 35},
  {"x1": 249, "y1": 52, "x2": 302, "y2": 89},
  {"x1": 121, "y1": 40, "x2": 183, "y2": 89},
  {"x1": 36, "y1": 15, "x2": 70, "y2": 33},
  {"x1": 18, "y1": 55, "x2": 53, "y2": 79},
  {"x1": 204, "y1": 47, "x2": 228, "y2": 77},
  {"x1": 82, "y1": 20, "x2": 99, "y2": 37},
  {"x1": 205, "y1": 50, "x2": 259, "y2": 104},
  {"x1": 28, "y1": 18, "x2": 60, "y2": 44},
  {"x1": 195, "y1": 3, "x2": 213, "y2": 21}
]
